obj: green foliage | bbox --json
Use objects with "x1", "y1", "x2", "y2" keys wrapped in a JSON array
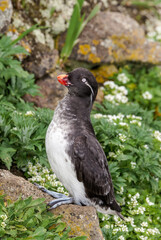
[
  {"x1": 104, "y1": 64, "x2": 161, "y2": 115},
  {"x1": 92, "y1": 99, "x2": 161, "y2": 239},
  {"x1": 0, "y1": 195, "x2": 86, "y2": 240},
  {"x1": 0, "y1": 35, "x2": 39, "y2": 105},
  {"x1": 61, "y1": 0, "x2": 99, "y2": 60},
  {"x1": 0, "y1": 100, "x2": 53, "y2": 169}
]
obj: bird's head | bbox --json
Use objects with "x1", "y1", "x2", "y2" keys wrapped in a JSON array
[{"x1": 57, "y1": 68, "x2": 98, "y2": 102}]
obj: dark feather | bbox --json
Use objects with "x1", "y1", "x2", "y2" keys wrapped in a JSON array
[{"x1": 72, "y1": 134, "x2": 121, "y2": 212}]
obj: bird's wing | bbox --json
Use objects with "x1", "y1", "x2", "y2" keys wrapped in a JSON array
[{"x1": 72, "y1": 135, "x2": 115, "y2": 202}]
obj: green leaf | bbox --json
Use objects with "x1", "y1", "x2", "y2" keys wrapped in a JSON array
[{"x1": 0, "y1": 143, "x2": 16, "y2": 169}]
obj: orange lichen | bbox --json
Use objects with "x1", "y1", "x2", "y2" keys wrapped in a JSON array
[
  {"x1": 88, "y1": 53, "x2": 101, "y2": 63},
  {"x1": 92, "y1": 39, "x2": 100, "y2": 46},
  {"x1": 154, "y1": 106, "x2": 161, "y2": 119},
  {"x1": 78, "y1": 44, "x2": 91, "y2": 55},
  {"x1": 21, "y1": 41, "x2": 32, "y2": 53},
  {"x1": 91, "y1": 65, "x2": 118, "y2": 83},
  {"x1": 0, "y1": 0, "x2": 9, "y2": 11}
]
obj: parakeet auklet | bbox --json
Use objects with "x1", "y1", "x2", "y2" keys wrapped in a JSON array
[{"x1": 39, "y1": 67, "x2": 124, "y2": 219}]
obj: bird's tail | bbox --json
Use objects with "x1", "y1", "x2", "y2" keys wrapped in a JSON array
[{"x1": 116, "y1": 211, "x2": 125, "y2": 221}]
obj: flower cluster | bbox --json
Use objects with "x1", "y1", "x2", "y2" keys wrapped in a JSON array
[
  {"x1": 153, "y1": 130, "x2": 161, "y2": 142},
  {"x1": 104, "y1": 81, "x2": 128, "y2": 105},
  {"x1": 146, "y1": 18, "x2": 161, "y2": 42},
  {"x1": 0, "y1": 214, "x2": 7, "y2": 229},
  {"x1": 117, "y1": 73, "x2": 130, "y2": 84},
  {"x1": 93, "y1": 113, "x2": 142, "y2": 128},
  {"x1": 100, "y1": 191, "x2": 161, "y2": 239},
  {"x1": 142, "y1": 91, "x2": 153, "y2": 100},
  {"x1": 27, "y1": 161, "x2": 69, "y2": 196}
]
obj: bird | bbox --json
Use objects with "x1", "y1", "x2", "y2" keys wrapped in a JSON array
[{"x1": 37, "y1": 67, "x2": 124, "y2": 220}]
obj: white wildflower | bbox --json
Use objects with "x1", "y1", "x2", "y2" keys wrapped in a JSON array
[
  {"x1": 120, "y1": 224, "x2": 128, "y2": 232},
  {"x1": 147, "y1": 228, "x2": 160, "y2": 235},
  {"x1": 130, "y1": 120, "x2": 142, "y2": 126},
  {"x1": 142, "y1": 91, "x2": 153, "y2": 100},
  {"x1": 156, "y1": 25, "x2": 161, "y2": 34},
  {"x1": 118, "y1": 236, "x2": 125, "y2": 240},
  {"x1": 113, "y1": 228, "x2": 119, "y2": 234},
  {"x1": 117, "y1": 186, "x2": 124, "y2": 195},
  {"x1": 0, "y1": 214, "x2": 7, "y2": 221},
  {"x1": 119, "y1": 122, "x2": 128, "y2": 127},
  {"x1": 137, "y1": 206, "x2": 146, "y2": 214},
  {"x1": 104, "y1": 94, "x2": 115, "y2": 103},
  {"x1": 42, "y1": 168, "x2": 50, "y2": 174},
  {"x1": 104, "y1": 224, "x2": 110, "y2": 229},
  {"x1": 125, "y1": 217, "x2": 136, "y2": 227},
  {"x1": 93, "y1": 113, "x2": 103, "y2": 119},
  {"x1": 146, "y1": 197, "x2": 154, "y2": 206},
  {"x1": 118, "y1": 133, "x2": 127, "y2": 142},
  {"x1": 131, "y1": 161, "x2": 136, "y2": 169},
  {"x1": 134, "y1": 227, "x2": 145, "y2": 233},
  {"x1": 153, "y1": 130, "x2": 161, "y2": 142},
  {"x1": 25, "y1": 111, "x2": 35, "y2": 116},
  {"x1": 1, "y1": 222, "x2": 6, "y2": 228},
  {"x1": 117, "y1": 73, "x2": 130, "y2": 84},
  {"x1": 118, "y1": 86, "x2": 128, "y2": 95},
  {"x1": 109, "y1": 152, "x2": 117, "y2": 158},
  {"x1": 104, "y1": 81, "x2": 117, "y2": 89},
  {"x1": 139, "y1": 236, "x2": 148, "y2": 240},
  {"x1": 144, "y1": 145, "x2": 149, "y2": 149},
  {"x1": 141, "y1": 222, "x2": 148, "y2": 227}
]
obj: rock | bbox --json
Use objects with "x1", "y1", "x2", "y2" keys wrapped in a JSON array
[
  {"x1": 70, "y1": 11, "x2": 161, "y2": 64},
  {"x1": 0, "y1": 169, "x2": 104, "y2": 239},
  {"x1": 24, "y1": 70, "x2": 67, "y2": 110},
  {"x1": 23, "y1": 43, "x2": 59, "y2": 79},
  {"x1": 91, "y1": 65, "x2": 118, "y2": 83},
  {"x1": 53, "y1": 205, "x2": 103, "y2": 239},
  {"x1": 0, "y1": 0, "x2": 13, "y2": 33},
  {"x1": 0, "y1": 169, "x2": 52, "y2": 203},
  {"x1": 96, "y1": 88, "x2": 104, "y2": 103}
]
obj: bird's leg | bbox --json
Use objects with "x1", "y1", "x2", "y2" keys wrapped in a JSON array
[
  {"x1": 34, "y1": 183, "x2": 67, "y2": 199},
  {"x1": 47, "y1": 197, "x2": 74, "y2": 210},
  {"x1": 34, "y1": 183, "x2": 75, "y2": 210}
]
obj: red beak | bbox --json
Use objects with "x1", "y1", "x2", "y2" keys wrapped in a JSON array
[{"x1": 57, "y1": 74, "x2": 71, "y2": 86}]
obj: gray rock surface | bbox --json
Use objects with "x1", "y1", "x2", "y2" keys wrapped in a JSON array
[
  {"x1": 23, "y1": 69, "x2": 67, "y2": 110},
  {"x1": 0, "y1": 169, "x2": 104, "y2": 239},
  {"x1": 0, "y1": 0, "x2": 13, "y2": 33},
  {"x1": 23, "y1": 44, "x2": 59, "y2": 79},
  {"x1": 70, "y1": 11, "x2": 161, "y2": 64}
]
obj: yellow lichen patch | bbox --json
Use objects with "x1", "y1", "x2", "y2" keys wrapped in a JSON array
[
  {"x1": 111, "y1": 35, "x2": 130, "y2": 50},
  {"x1": 0, "y1": 189, "x2": 4, "y2": 196},
  {"x1": 127, "y1": 83, "x2": 137, "y2": 90},
  {"x1": 91, "y1": 65, "x2": 118, "y2": 83},
  {"x1": 78, "y1": 44, "x2": 91, "y2": 55},
  {"x1": 21, "y1": 41, "x2": 32, "y2": 53},
  {"x1": 0, "y1": 0, "x2": 9, "y2": 11},
  {"x1": 92, "y1": 39, "x2": 100, "y2": 46},
  {"x1": 154, "y1": 106, "x2": 161, "y2": 119},
  {"x1": 88, "y1": 53, "x2": 101, "y2": 64}
]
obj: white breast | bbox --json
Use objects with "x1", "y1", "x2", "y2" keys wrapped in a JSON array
[{"x1": 45, "y1": 120, "x2": 88, "y2": 205}]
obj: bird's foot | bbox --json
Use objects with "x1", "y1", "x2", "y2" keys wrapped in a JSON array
[
  {"x1": 47, "y1": 197, "x2": 74, "y2": 210},
  {"x1": 34, "y1": 183, "x2": 67, "y2": 199}
]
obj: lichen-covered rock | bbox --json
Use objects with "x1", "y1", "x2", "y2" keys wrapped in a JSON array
[
  {"x1": 0, "y1": 169, "x2": 104, "y2": 239},
  {"x1": 23, "y1": 70, "x2": 67, "y2": 110},
  {"x1": 23, "y1": 43, "x2": 59, "y2": 79},
  {"x1": 91, "y1": 65, "x2": 118, "y2": 83},
  {"x1": 70, "y1": 11, "x2": 161, "y2": 64},
  {"x1": 0, "y1": 0, "x2": 13, "y2": 33}
]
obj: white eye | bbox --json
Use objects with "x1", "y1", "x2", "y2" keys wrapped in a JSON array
[{"x1": 82, "y1": 78, "x2": 86, "y2": 83}]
